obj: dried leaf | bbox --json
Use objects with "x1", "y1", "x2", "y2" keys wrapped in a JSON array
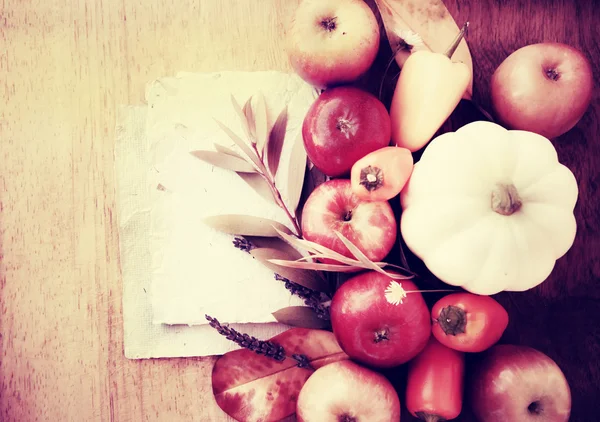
[
  {"x1": 203, "y1": 215, "x2": 291, "y2": 237},
  {"x1": 243, "y1": 96, "x2": 256, "y2": 140},
  {"x1": 214, "y1": 119, "x2": 264, "y2": 171},
  {"x1": 273, "y1": 227, "x2": 326, "y2": 256},
  {"x1": 269, "y1": 258, "x2": 413, "y2": 280},
  {"x1": 285, "y1": 132, "x2": 308, "y2": 216},
  {"x1": 190, "y1": 150, "x2": 256, "y2": 173},
  {"x1": 374, "y1": 0, "x2": 473, "y2": 98},
  {"x1": 268, "y1": 259, "x2": 366, "y2": 273},
  {"x1": 231, "y1": 94, "x2": 252, "y2": 141},
  {"x1": 334, "y1": 230, "x2": 392, "y2": 276},
  {"x1": 245, "y1": 235, "x2": 305, "y2": 260},
  {"x1": 254, "y1": 92, "x2": 269, "y2": 155},
  {"x1": 237, "y1": 172, "x2": 276, "y2": 205},
  {"x1": 266, "y1": 106, "x2": 288, "y2": 177},
  {"x1": 271, "y1": 228, "x2": 414, "y2": 280},
  {"x1": 250, "y1": 248, "x2": 329, "y2": 292},
  {"x1": 212, "y1": 328, "x2": 349, "y2": 422},
  {"x1": 272, "y1": 307, "x2": 330, "y2": 329},
  {"x1": 214, "y1": 143, "x2": 244, "y2": 159}
]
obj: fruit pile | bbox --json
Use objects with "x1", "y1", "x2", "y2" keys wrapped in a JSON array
[{"x1": 204, "y1": 0, "x2": 592, "y2": 421}]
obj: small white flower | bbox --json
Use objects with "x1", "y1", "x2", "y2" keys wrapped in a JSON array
[
  {"x1": 385, "y1": 281, "x2": 407, "y2": 305},
  {"x1": 395, "y1": 29, "x2": 426, "y2": 52}
]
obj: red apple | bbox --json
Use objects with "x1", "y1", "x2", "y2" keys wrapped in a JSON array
[
  {"x1": 296, "y1": 360, "x2": 401, "y2": 422},
  {"x1": 300, "y1": 179, "x2": 397, "y2": 264},
  {"x1": 490, "y1": 42, "x2": 593, "y2": 139},
  {"x1": 469, "y1": 344, "x2": 571, "y2": 422},
  {"x1": 330, "y1": 270, "x2": 431, "y2": 368},
  {"x1": 302, "y1": 86, "x2": 392, "y2": 177},
  {"x1": 285, "y1": 0, "x2": 380, "y2": 88}
]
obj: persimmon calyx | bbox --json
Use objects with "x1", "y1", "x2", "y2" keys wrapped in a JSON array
[{"x1": 359, "y1": 165, "x2": 384, "y2": 191}]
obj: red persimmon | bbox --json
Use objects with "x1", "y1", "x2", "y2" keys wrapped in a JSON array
[{"x1": 431, "y1": 292, "x2": 509, "y2": 353}]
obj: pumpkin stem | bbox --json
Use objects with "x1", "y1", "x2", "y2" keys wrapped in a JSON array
[{"x1": 491, "y1": 183, "x2": 522, "y2": 215}]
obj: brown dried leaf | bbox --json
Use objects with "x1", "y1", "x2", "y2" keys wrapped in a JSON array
[
  {"x1": 254, "y1": 92, "x2": 269, "y2": 156},
  {"x1": 251, "y1": 248, "x2": 329, "y2": 292},
  {"x1": 273, "y1": 227, "x2": 326, "y2": 256},
  {"x1": 231, "y1": 94, "x2": 252, "y2": 141},
  {"x1": 203, "y1": 215, "x2": 291, "y2": 237},
  {"x1": 214, "y1": 143, "x2": 244, "y2": 159},
  {"x1": 334, "y1": 230, "x2": 391, "y2": 275},
  {"x1": 267, "y1": 259, "x2": 365, "y2": 273},
  {"x1": 243, "y1": 96, "x2": 256, "y2": 140},
  {"x1": 212, "y1": 328, "x2": 348, "y2": 422},
  {"x1": 190, "y1": 150, "x2": 256, "y2": 173},
  {"x1": 285, "y1": 132, "x2": 308, "y2": 216},
  {"x1": 214, "y1": 119, "x2": 264, "y2": 171},
  {"x1": 237, "y1": 172, "x2": 276, "y2": 205},
  {"x1": 245, "y1": 235, "x2": 305, "y2": 260},
  {"x1": 269, "y1": 258, "x2": 412, "y2": 280},
  {"x1": 374, "y1": 0, "x2": 473, "y2": 98},
  {"x1": 266, "y1": 106, "x2": 288, "y2": 177},
  {"x1": 272, "y1": 307, "x2": 330, "y2": 329}
]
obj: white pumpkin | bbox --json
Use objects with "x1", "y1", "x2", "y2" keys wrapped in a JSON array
[{"x1": 400, "y1": 121, "x2": 578, "y2": 295}]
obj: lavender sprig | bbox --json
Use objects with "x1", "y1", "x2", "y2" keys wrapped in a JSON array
[
  {"x1": 275, "y1": 274, "x2": 331, "y2": 321},
  {"x1": 291, "y1": 354, "x2": 314, "y2": 370},
  {"x1": 206, "y1": 315, "x2": 285, "y2": 361},
  {"x1": 232, "y1": 236, "x2": 254, "y2": 253},
  {"x1": 206, "y1": 314, "x2": 313, "y2": 368}
]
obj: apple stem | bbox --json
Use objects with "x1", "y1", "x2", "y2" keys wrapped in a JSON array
[{"x1": 444, "y1": 21, "x2": 469, "y2": 59}]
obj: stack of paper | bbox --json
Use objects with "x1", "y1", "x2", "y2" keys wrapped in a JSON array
[{"x1": 114, "y1": 71, "x2": 319, "y2": 358}]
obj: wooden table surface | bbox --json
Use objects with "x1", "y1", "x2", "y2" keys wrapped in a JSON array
[{"x1": 1, "y1": 0, "x2": 598, "y2": 421}]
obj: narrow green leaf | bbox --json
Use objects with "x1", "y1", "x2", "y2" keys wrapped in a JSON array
[
  {"x1": 190, "y1": 150, "x2": 256, "y2": 173},
  {"x1": 272, "y1": 307, "x2": 330, "y2": 329}
]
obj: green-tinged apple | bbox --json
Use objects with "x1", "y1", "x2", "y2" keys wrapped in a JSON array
[
  {"x1": 296, "y1": 360, "x2": 401, "y2": 422},
  {"x1": 490, "y1": 42, "x2": 593, "y2": 139},
  {"x1": 302, "y1": 86, "x2": 392, "y2": 177},
  {"x1": 285, "y1": 0, "x2": 380, "y2": 88},
  {"x1": 330, "y1": 271, "x2": 431, "y2": 368}
]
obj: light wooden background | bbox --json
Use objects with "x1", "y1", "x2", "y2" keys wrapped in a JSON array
[{"x1": 1, "y1": 1, "x2": 299, "y2": 420}]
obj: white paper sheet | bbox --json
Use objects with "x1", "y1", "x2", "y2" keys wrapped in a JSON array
[
  {"x1": 145, "y1": 71, "x2": 318, "y2": 326},
  {"x1": 115, "y1": 101, "x2": 307, "y2": 359}
]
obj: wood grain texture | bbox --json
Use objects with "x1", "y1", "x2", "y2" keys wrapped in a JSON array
[
  {"x1": 0, "y1": 0, "x2": 598, "y2": 422},
  {"x1": 0, "y1": 1, "x2": 299, "y2": 421}
]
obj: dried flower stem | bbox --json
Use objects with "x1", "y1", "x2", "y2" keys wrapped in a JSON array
[
  {"x1": 206, "y1": 314, "x2": 312, "y2": 368},
  {"x1": 232, "y1": 236, "x2": 254, "y2": 253},
  {"x1": 251, "y1": 143, "x2": 302, "y2": 237},
  {"x1": 275, "y1": 274, "x2": 331, "y2": 321},
  {"x1": 206, "y1": 314, "x2": 286, "y2": 361}
]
